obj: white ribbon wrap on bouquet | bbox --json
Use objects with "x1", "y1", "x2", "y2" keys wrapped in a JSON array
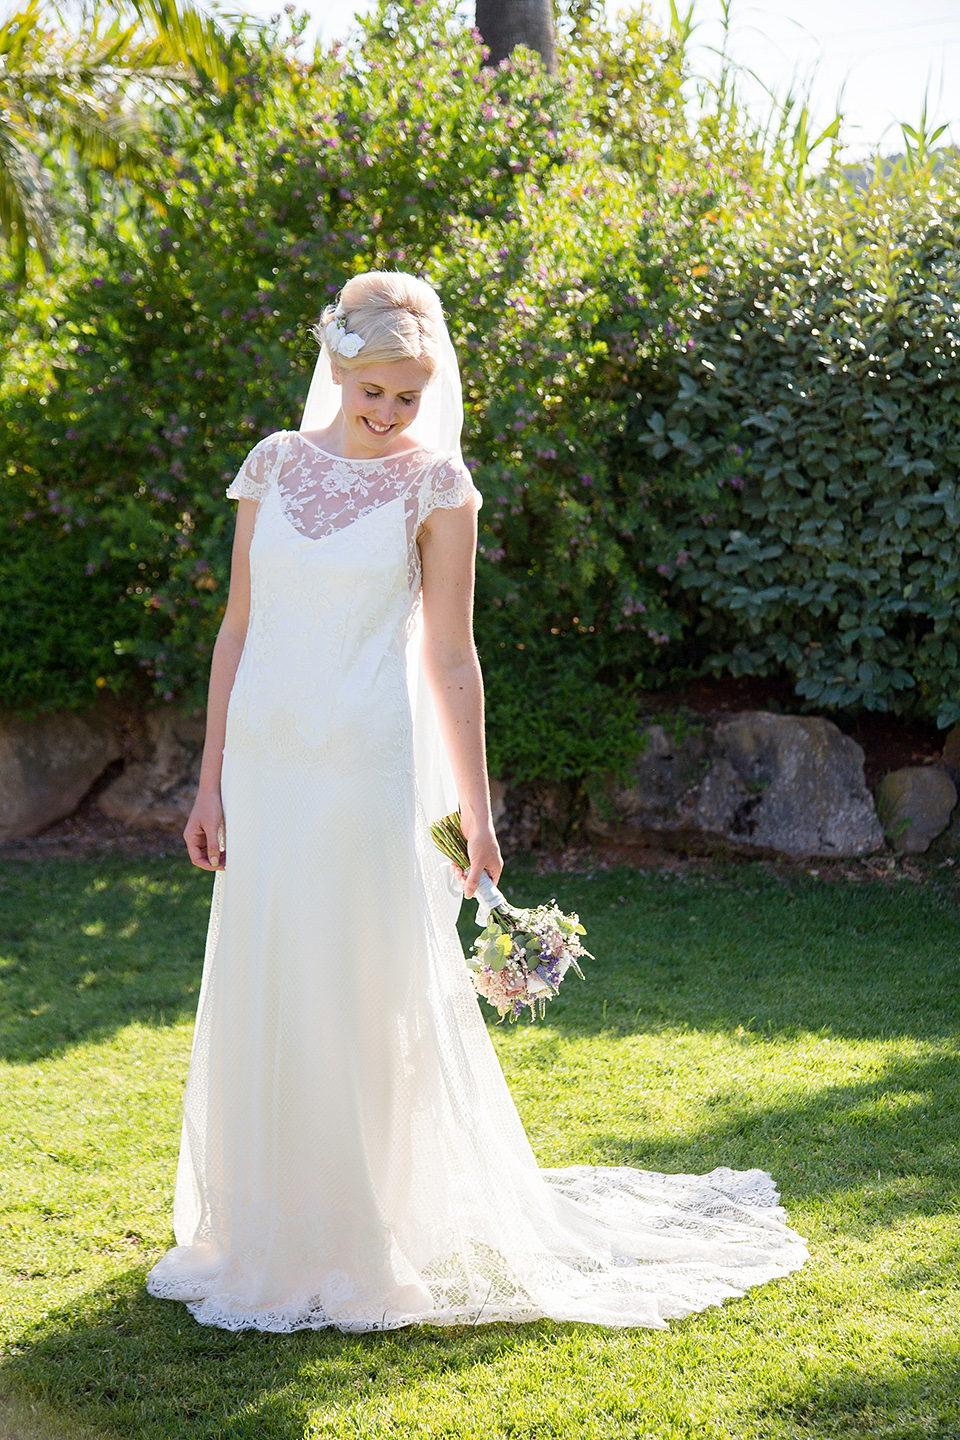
[{"x1": 473, "y1": 870, "x2": 508, "y2": 926}]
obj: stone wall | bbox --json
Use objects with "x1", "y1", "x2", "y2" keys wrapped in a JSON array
[
  {"x1": 2, "y1": 703, "x2": 959, "y2": 859},
  {"x1": 0, "y1": 703, "x2": 202, "y2": 843}
]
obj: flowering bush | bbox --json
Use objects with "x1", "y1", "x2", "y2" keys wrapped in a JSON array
[
  {"x1": 0, "y1": 0, "x2": 708, "y2": 767},
  {"x1": 4, "y1": 0, "x2": 959, "y2": 786}
]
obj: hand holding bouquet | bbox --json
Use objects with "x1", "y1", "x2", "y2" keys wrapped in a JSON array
[{"x1": 430, "y1": 811, "x2": 590, "y2": 1021}]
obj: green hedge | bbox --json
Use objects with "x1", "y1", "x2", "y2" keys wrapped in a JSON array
[{"x1": 639, "y1": 178, "x2": 960, "y2": 728}]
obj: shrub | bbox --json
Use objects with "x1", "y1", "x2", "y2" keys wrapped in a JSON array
[
  {"x1": 5, "y1": 0, "x2": 960, "y2": 790},
  {"x1": 0, "y1": 2, "x2": 576, "y2": 708},
  {"x1": 636, "y1": 172, "x2": 960, "y2": 729},
  {"x1": 1, "y1": 0, "x2": 714, "y2": 783}
]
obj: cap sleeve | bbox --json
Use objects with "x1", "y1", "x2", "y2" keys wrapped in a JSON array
[
  {"x1": 417, "y1": 455, "x2": 482, "y2": 529},
  {"x1": 226, "y1": 432, "x2": 288, "y2": 503}
]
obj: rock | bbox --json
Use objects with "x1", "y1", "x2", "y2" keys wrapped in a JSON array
[
  {"x1": 489, "y1": 777, "x2": 508, "y2": 825},
  {"x1": 587, "y1": 711, "x2": 884, "y2": 859},
  {"x1": 98, "y1": 706, "x2": 205, "y2": 829},
  {"x1": 586, "y1": 722, "x2": 710, "y2": 843},
  {"x1": 495, "y1": 780, "x2": 578, "y2": 853},
  {"x1": 874, "y1": 766, "x2": 957, "y2": 854},
  {"x1": 941, "y1": 725, "x2": 960, "y2": 785},
  {"x1": 0, "y1": 706, "x2": 121, "y2": 842}
]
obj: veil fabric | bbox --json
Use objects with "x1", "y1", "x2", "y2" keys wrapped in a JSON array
[
  {"x1": 299, "y1": 314, "x2": 465, "y2": 462},
  {"x1": 299, "y1": 294, "x2": 466, "y2": 922}
]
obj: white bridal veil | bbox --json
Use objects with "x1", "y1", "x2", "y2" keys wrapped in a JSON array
[
  {"x1": 299, "y1": 305, "x2": 465, "y2": 461},
  {"x1": 299, "y1": 287, "x2": 467, "y2": 917}
]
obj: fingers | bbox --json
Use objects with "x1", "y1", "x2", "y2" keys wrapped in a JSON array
[
  {"x1": 464, "y1": 847, "x2": 502, "y2": 899},
  {"x1": 183, "y1": 815, "x2": 225, "y2": 871},
  {"x1": 464, "y1": 858, "x2": 483, "y2": 900},
  {"x1": 206, "y1": 829, "x2": 222, "y2": 870}
]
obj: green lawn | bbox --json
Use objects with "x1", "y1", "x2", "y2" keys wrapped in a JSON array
[{"x1": 2, "y1": 855, "x2": 959, "y2": 1440}]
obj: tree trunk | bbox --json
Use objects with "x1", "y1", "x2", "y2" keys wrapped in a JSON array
[{"x1": 475, "y1": 0, "x2": 556, "y2": 73}]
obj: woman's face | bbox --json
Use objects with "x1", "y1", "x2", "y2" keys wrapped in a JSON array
[{"x1": 333, "y1": 357, "x2": 432, "y2": 456}]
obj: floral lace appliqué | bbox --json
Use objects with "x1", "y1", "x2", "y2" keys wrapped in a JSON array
[{"x1": 226, "y1": 432, "x2": 480, "y2": 590}]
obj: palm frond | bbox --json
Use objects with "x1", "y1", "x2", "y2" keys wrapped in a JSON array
[
  {"x1": 0, "y1": 117, "x2": 53, "y2": 271},
  {"x1": 121, "y1": 0, "x2": 233, "y2": 87}
]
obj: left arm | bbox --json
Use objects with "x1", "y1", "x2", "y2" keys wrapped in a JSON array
[{"x1": 418, "y1": 499, "x2": 502, "y2": 898}]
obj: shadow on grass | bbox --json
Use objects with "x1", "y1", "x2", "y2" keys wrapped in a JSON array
[
  {"x1": 7, "y1": 1265, "x2": 960, "y2": 1440},
  {"x1": 0, "y1": 858, "x2": 211, "y2": 1062},
  {"x1": 582, "y1": 1046, "x2": 960, "y2": 1219},
  {"x1": 0, "y1": 1270, "x2": 557, "y2": 1440},
  {"x1": 767, "y1": 1339, "x2": 960, "y2": 1438},
  {"x1": 5, "y1": 854, "x2": 960, "y2": 1062}
]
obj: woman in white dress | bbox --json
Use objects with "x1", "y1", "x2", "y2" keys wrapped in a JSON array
[{"x1": 147, "y1": 272, "x2": 807, "y2": 1333}]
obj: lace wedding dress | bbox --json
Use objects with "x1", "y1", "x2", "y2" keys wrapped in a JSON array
[{"x1": 146, "y1": 430, "x2": 808, "y2": 1332}]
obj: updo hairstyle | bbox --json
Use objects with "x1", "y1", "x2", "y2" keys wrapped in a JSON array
[{"x1": 314, "y1": 272, "x2": 443, "y2": 380}]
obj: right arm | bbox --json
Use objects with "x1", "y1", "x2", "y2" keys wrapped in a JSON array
[{"x1": 183, "y1": 498, "x2": 258, "y2": 871}]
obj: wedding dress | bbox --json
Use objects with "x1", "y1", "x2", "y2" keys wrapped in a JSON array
[{"x1": 146, "y1": 427, "x2": 808, "y2": 1332}]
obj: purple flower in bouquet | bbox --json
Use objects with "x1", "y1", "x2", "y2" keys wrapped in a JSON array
[{"x1": 430, "y1": 812, "x2": 590, "y2": 1021}]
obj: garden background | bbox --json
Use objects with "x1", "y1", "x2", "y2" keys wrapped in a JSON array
[
  {"x1": 3, "y1": 4, "x2": 960, "y2": 1438},
  {"x1": 4, "y1": 0, "x2": 960, "y2": 788}
]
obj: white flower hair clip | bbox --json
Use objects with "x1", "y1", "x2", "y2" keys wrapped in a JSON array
[{"x1": 325, "y1": 310, "x2": 365, "y2": 360}]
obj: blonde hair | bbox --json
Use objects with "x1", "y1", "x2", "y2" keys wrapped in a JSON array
[{"x1": 313, "y1": 272, "x2": 443, "y2": 378}]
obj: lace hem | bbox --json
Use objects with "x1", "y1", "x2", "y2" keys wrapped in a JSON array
[{"x1": 146, "y1": 1164, "x2": 808, "y2": 1334}]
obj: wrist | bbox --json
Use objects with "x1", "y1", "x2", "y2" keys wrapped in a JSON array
[{"x1": 459, "y1": 798, "x2": 493, "y2": 825}]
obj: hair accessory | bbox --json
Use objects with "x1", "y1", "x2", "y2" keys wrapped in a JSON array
[{"x1": 325, "y1": 310, "x2": 366, "y2": 359}]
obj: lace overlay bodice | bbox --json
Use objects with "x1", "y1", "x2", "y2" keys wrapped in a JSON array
[
  {"x1": 223, "y1": 432, "x2": 480, "y2": 762},
  {"x1": 226, "y1": 431, "x2": 479, "y2": 590}
]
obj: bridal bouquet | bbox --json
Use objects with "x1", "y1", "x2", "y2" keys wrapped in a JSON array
[{"x1": 430, "y1": 811, "x2": 590, "y2": 1021}]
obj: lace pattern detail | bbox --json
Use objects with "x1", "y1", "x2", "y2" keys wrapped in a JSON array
[
  {"x1": 225, "y1": 434, "x2": 284, "y2": 502},
  {"x1": 226, "y1": 432, "x2": 479, "y2": 590}
]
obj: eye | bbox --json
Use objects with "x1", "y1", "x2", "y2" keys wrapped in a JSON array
[{"x1": 363, "y1": 390, "x2": 381, "y2": 400}]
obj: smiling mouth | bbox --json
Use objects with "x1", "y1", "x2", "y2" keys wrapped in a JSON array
[{"x1": 363, "y1": 418, "x2": 393, "y2": 435}]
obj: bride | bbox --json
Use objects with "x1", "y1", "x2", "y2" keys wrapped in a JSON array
[{"x1": 146, "y1": 271, "x2": 807, "y2": 1332}]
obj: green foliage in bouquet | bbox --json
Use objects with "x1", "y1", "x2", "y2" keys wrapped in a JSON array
[{"x1": 429, "y1": 809, "x2": 589, "y2": 1020}]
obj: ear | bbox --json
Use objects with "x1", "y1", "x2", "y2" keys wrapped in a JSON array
[{"x1": 330, "y1": 360, "x2": 344, "y2": 385}]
